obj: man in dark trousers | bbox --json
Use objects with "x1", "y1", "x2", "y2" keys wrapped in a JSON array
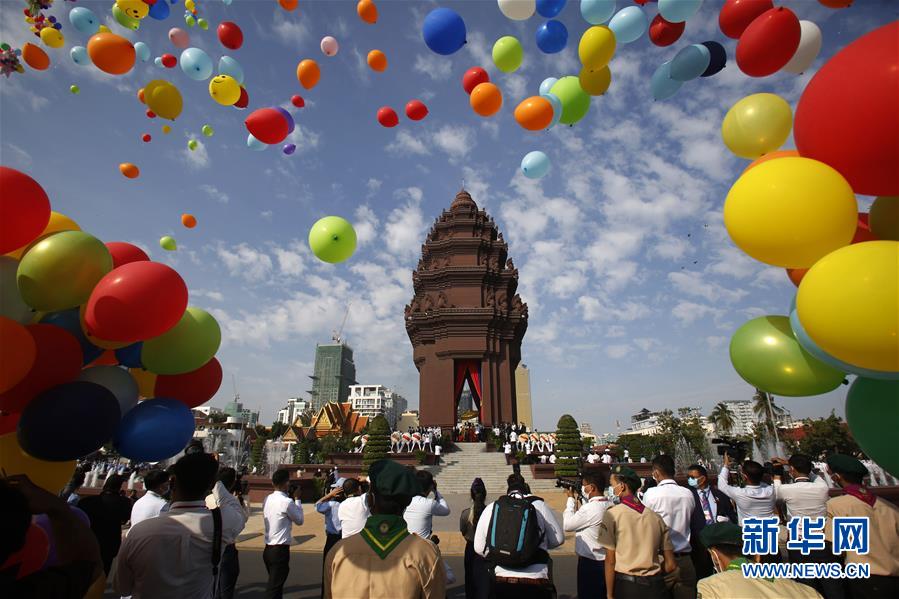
[
  {"x1": 77, "y1": 474, "x2": 133, "y2": 575},
  {"x1": 262, "y1": 469, "x2": 304, "y2": 599},
  {"x1": 686, "y1": 463, "x2": 737, "y2": 579}
]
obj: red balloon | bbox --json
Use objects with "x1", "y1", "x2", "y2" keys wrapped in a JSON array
[
  {"x1": 146, "y1": 110, "x2": 156, "y2": 119},
  {"x1": 105, "y1": 242, "x2": 150, "y2": 268},
  {"x1": 0, "y1": 411, "x2": 19, "y2": 435},
  {"x1": 233, "y1": 87, "x2": 249, "y2": 110},
  {"x1": 648, "y1": 14, "x2": 685, "y2": 47},
  {"x1": 852, "y1": 213, "x2": 877, "y2": 244},
  {"x1": 735, "y1": 7, "x2": 800, "y2": 77},
  {"x1": 718, "y1": 0, "x2": 774, "y2": 39},
  {"x1": 161, "y1": 54, "x2": 177, "y2": 68},
  {"x1": 154, "y1": 357, "x2": 223, "y2": 408},
  {"x1": 377, "y1": 106, "x2": 398, "y2": 128},
  {"x1": 142, "y1": 134, "x2": 151, "y2": 143},
  {"x1": 0, "y1": 523, "x2": 49, "y2": 579},
  {"x1": 291, "y1": 94, "x2": 305, "y2": 108},
  {"x1": 405, "y1": 100, "x2": 428, "y2": 121},
  {"x1": 217, "y1": 21, "x2": 243, "y2": 50},
  {"x1": 245, "y1": 107, "x2": 289, "y2": 144},
  {"x1": 462, "y1": 67, "x2": 489, "y2": 95},
  {"x1": 794, "y1": 21, "x2": 898, "y2": 196},
  {"x1": 84, "y1": 262, "x2": 188, "y2": 343},
  {"x1": 0, "y1": 324, "x2": 83, "y2": 413},
  {"x1": 786, "y1": 268, "x2": 807, "y2": 287},
  {"x1": 0, "y1": 167, "x2": 51, "y2": 255},
  {"x1": 818, "y1": 0, "x2": 852, "y2": 7}
]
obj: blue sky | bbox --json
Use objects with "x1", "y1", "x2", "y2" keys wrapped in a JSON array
[{"x1": 2, "y1": 1, "x2": 895, "y2": 432}]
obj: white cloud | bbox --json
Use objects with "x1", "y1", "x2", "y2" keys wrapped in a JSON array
[
  {"x1": 705, "y1": 336, "x2": 728, "y2": 349},
  {"x1": 1, "y1": 142, "x2": 32, "y2": 168},
  {"x1": 192, "y1": 289, "x2": 225, "y2": 302},
  {"x1": 605, "y1": 344, "x2": 632, "y2": 359},
  {"x1": 273, "y1": 245, "x2": 306, "y2": 277},
  {"x1": 432, "y1": 126, "x2": 473, "y2": 161},
  {"x1": 183, "y1": 139, "x2": 210, "y2": 170},
  {"x1": 216, "y1": 243, "x2": 274, "y2": 282},
  {"x1": 386, "y1": 130, "x2": 429, "y2": 156},
  {"x1": 671, "y1": 301, "x2": 726, "y2": 326},
  {"x1": 384, "y1": 188, "x2": 427, "y2": 259},
  {"x1": 413, "y1": 53, "x2": 453, "y2": 81},
  {"x1": 260, "y1": 210, "x2": 273, "y2": 220},
  {"x1": 578, "y1": 297, "x2": 651, "y2": 322},
  {"x1": 273, "y1": 16, "x2": 310, "y2": 46},
  {"x1": 366, "y1": 178, "x2": 382, "y2": 193},
  {"x1": 668, "y1": 270, "x2": 748, "y2": 303},
  {"x1": 354, "y1": 205, "x2": 379, "y2": 247},
  {"x1": 286, "y1": 124, "x2": 320, "y2": 152},
  {"x1": 200, "y1": 184, "x2": 230, "y2": 204}
]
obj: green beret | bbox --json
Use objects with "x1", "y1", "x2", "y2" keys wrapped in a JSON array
[
  {"x1": 611, "y1": 464, "x2": 641, "y2": 486},
  {"x1": 368, "y1": 459, "x2": 422, "y2": 498},
  {"x1": 826, "y1": 454, "x2": 868, "y2": 477},
  {"x1": 699, "y1": 522, "x2": 743, "y2": 549}
]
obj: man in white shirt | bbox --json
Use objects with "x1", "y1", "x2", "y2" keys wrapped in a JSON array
[
  {"x1": 586, "y1": 450, "x2": 600, "y2": 464},
  {"x1": 563, "y1": 472, "x2": 611, "y2": 599},
  {"x1": 623, "y1": 449, "x2": 630, "y2": 462},
  {"x1": 434, "y1": 443, "x2": 442, "y2": 464},
  {"x1": 113, "y1": 453, "x2": 246, "y2": 599},
  {"x1": 549, "y1": 454, "x2": 556, "y2": 464},
  {"x1": 403, "y1": 471, "x2": 450, "y2": 540},
  {"x1": 337, "y1": 481, "x2": 368, "y2": 538},
  {"x1": 717, "y1": 454, "x2": 776, "y2": 524},
  {"x1": 129, "y1": 469, "x2": 169, "y2": 528},
  {"x1": 316, "y1": 478, "x2": 345, "y2": 560},
  {"x1": 207, "y1": 467, "x2": 248, "y2": 599},
  {"x1": 642, "y1": 455, "x2": 697, "y2": 599},
  {"x1": 262, "y1": 468, "x2": 304, "y2": 599},
  {"x1": 601, "y1": 449, "x2": 614, "y2": 464},
  {"x1": 503, "y1": 441, "x2": 512, "y2": 457}
]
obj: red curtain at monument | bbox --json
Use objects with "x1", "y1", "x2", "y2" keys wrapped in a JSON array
[{"x1": 454, "y1": 360, "x2": 482, "y2": 411}]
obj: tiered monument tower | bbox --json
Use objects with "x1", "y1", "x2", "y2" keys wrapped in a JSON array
[{"x1": 405, "y1": 190, "x2": 528, "y2": 428}]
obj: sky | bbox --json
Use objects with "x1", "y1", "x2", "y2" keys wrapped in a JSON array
[{"x1": 1, "y1": 0, "x2": 896, "y2": 432}]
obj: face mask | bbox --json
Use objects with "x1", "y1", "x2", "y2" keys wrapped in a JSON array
[
  {"x1": 581, "y1": 486, "x2": 589, "y2": 497},
  {"x1": 687, "y1": 477, "x2": 698, "y2": 488}
]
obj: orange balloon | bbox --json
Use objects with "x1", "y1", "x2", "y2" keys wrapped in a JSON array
[
  {"x1": 182, "y1": 214, "x2": 197, "y2": 228},
  {"x1": 787, "y1": 268, "x2": 808, "y2": 287},
  {"x1": 21, "y1": 43, "x2": 49, "y2": 71},
  {"x1": 137, "y1": 88, "x2": 145, "y2": 104},
  {"x1": 296, "y1": 59, "x2": 320, "y2": 90},
  {"x1": 470, "y1": 82, "x2": 502, "y2": 117},
  {"x1": 0, "y1": 317, "x2": 37, "y2": 394},
  {"x1": 89, "y1": 350, "x2": 120, "y2": 366},
  {"x1": 357, "y1": 0, "x2": 378, "y2": 24},
  {"x1": 367, "y1": 49, "x2": 387, "y2": 72},
  {"x1": 743, "y1": 150, "x2": 800, "y2": 173},
  {"x1": 514, "y1": 96, "x2": 554, "y2": 131},
  {"x1": 130, "y1": 368, "x2": 157, "y2": 398},
  {"x1": 278, "y1": 0, "x2": 298, "y2": 11},
  {"x1": 87, "y1": 32, "x2": 136, "y2": 75},
  {"x1": 119, "y1": 163, "x2": 140, "y2": 179}
]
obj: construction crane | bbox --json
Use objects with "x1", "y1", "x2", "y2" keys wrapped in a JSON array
[{"x1": 332, "y1": 302, "x2": 351, "y2": 344}]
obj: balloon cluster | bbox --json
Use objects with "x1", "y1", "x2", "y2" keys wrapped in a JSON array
[
  {"x1": 245, "y1": 106, "x2": 296, "y2": 152},
  {"x1": 24, "y1": 0, "x2": 64, "y2": 48},
  {"x1": 0, "y1": 43, "x2": 25, "y2": 77},
  {"x1": 183, "y1": 0, "x2": 208, "y2": 30},
  {"x1": 1, "y1": 167, "x2": 224, "y2": 492}
]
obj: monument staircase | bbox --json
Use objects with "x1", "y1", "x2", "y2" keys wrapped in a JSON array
[{"x1": 423, "y1": 442, "x2": 558, "y2": 494}]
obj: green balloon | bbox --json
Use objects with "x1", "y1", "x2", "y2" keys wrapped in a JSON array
[
  {"x1": 308, "y1": 216, "x2": 357, "y2": 264},
  {"x1": 188, "y1": 139, "x2": 198, "y2": 151},
  {"x1": 550, "y1": 76, "x2": 591, "y2": 125},
  {"x1": 201, "y1": 124, "x2": 214, "y2": 137},
  {"x1": 70, "y1": 85, "x2": 80, "y2": 95},
  {"x1": 729, "y1": 316, "x2": 845, "y2": 396},
  {"x1": 141, "y1": 307, "x2": 221, "y2": 375},
  {"x1": 846, "y1": 378, "x2": 899, "y2": 478},
  {"x1": 868, "y1": 196, "x2": 898, "y2": 241},
  {"x1": 17, "y1": 231, "x2": 112, "y2": 312},
  {"x1": 160, "y1": 236, "x2": 177, "y2": 251},
  {"x1": 198, "y1": 18, "x2": 209, "y2": 30},
  {"x1": 112, "y1": 5, "x2": 140, "y2": 31},
  {"x1": 492, "y1": 36, "x2": 523, "y2": 73}
]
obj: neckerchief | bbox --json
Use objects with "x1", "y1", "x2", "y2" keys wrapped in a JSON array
[
  {"x1": 360, "y1": 515, "x2": 409, "y2": 560},
  {"x1": 727, "y1": 557, "x2": 773, "y2": 582},
  {"x1": 842, "y1": 483, "x2": 876, "y2": 508},
  {"x1": 619, "y1": 494, "x2": 645, "y2": 514}
]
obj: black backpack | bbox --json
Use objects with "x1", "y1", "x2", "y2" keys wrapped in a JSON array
[{"x1": 484, "y1": 494, "x2": 548, "y2": 568}]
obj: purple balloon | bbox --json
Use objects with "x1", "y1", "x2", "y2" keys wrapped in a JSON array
[
  {"x1": 273, "y1": 106, "x2": 295, "y2": 134},
  {"x1": 282, "y1": 143, "x2": 296, "y2": 155},
  {"x1": 32, "y1": 514, "x2": 57, "y2": 568}
]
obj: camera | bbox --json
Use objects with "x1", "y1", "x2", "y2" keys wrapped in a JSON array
[
  {"x1": 763, "y1": 462, "x2": 786, "y2": 477},
  {"x1": 555, "y1": 477, "x2": 583, "y2": 499},
  {"x1": 712, "y1": 437, "x2": 749, "y2": 463}
]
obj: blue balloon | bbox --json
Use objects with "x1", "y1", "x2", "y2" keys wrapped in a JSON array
[
  {"x1": 521, "y1": 151, "x2": 551, "y2": 179},
  {"x1": 539, "y1": 77, "x2": 558, "y2": 96},
  {"x1": 283, "y1": 143, "x2": 297, "y2": 155},
  {"x1": 218, "y1": 55, "x2": 244, "y2": 84},
  {"x1": 222, "y1": 0, "x2": 233, "y2": 4},
  {"x1": 133, "y1": 42, "x2": 150, "y2": 63},
  {"x1": 580, "y1": 0, "x2": 615, "y2": 24},
  {"x1": 700, "y1": 41, "x2": 727, "y2": 77},
  {"x1": 670, "y1": 44, "x2": 711, "y2": 82},
  {"x1": 608, "y1": 6, "x2": 647, "y2": 44},
  {"x1": 114, "y1": 398, "x2": 195, "y2": 462},
  {"x1": 536, "y1": 20, "x2": 568, "y2": 54},
  {"x1": 650, "y1": 61, "x2": 683, "y2": 101},
  {"x1": 154, "y1": 56, "x2": 164, "y2": 68},
  {"x1": 148, "y1": 0, "x2": 171, "y2": 20},
  {"x1": 247, "y1": 134, "x2": 267, "y2": 151},
  {"x1": 70, "y1": 46, "x2": 89, "y2": 66},
  {"x1": 541, "y1": 93, "x2": 562, "y2": 129},
  {"x1": 115, "y1": 342, "x2": 144, "y2": 368},
  {"x1": 658, "y1": 0, "x2": 703, "y2": 24},
  {"x1": 537, "y1": 0, "x2": 567, "y2": 18},
  {"x1": 40, "y1": 309, "x2": 103, "y2": 365},
  {"x1": 68, "y1": 7, "x2": 98, "y2": 34},
  {"x1": 78, "y1": 366, "x2": 139, "y2": 416},
  {"x1": 422, "y1": 8, "x2": 467, "y2": 56},
  {"x1": 180, "y1": 47, "x2": 213, "y2": 81},
  {"x1": 273, "y1": 106, "x2": 295, "y2": 134}
]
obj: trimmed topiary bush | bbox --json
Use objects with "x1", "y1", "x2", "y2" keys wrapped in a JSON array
[
  {"x1": 554, "y1": 414, "x2": 581, "y2": 477},
  {"x1": 362, "y1": 415, "x2": 390, "y2": 474}
]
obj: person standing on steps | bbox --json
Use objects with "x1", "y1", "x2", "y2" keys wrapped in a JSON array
[{"x1": 460, "y1": 478, "x2": 489, "y2": 599}]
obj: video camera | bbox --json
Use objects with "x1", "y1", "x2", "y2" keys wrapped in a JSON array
[
  {"x1": 555, "y1": 476, "x2": 584, "y2": 500},
  {"x1": 711, "y1": 437, "x2": 749, "y2": 463}
]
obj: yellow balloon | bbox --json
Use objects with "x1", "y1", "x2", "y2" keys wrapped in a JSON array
[
  {"x1": 208, "y1": 75, "x2": 241, "y2": 106},
  {"x1": 0, "y1": 432, "x2": 75, "y2": 493},
  {"x1": 98, "y1": 25, "x2": 111, "y2": 33},
  {"x1": 40, "y1": 27, "x2": 64, "y2": 48},
  {"x1": 5, "y1": 212, "x2": 81, "y2": 260},
  {"x1": 162, "y1": 124, "x2": 172, "y2": 134},
  {"x1": 145, "y1": 79, "x2": 183, "y2": 120},
  {"x1": 185, "y1": 0, "x2": 196, "y2": 11},
  {"x1": 724, "y1": 157, "x2": 858, "y2": 268},
  {"x1": 578, "y1": 65, "x2": 611, "y2": 96},
  {"x1": 578, "y1": 26, "x2": 616, "y2": 71},
  {"x1": 130, "y1": 368, "x2": 157, "y2": 398},
  {"x1": 721, "y1": 93, "x2": 792, "y2": 159},
  {"x1": 116, "y1": 0, "x2": 150, "y2": 20},
  {"x1": 797, "y1": 241, "x2": 899, "y2": 372}
]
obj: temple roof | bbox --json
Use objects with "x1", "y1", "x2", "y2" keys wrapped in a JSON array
[{"x1": 450, "y1": 189, "x2": 477, "y2": 212}]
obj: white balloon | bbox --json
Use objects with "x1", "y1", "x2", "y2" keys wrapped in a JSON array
[
  {"x1": 320, "y1": 35, "x2": 339, "y2": 57},
  {"x1": 783, "y1": 20, "x2": 822, "y2": 75},
  {"x1": 498, "y1": 0, "x2": 536, "y2": 21}
]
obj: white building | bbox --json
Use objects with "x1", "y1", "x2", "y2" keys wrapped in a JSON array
[
  {"x1": 277, "y1": 397, "x2": 311, "y2": 425},
  {"x1": 192, "y1": 406, "x2": 223, "y2": 418},
  {"x1": 193, "y1": 417, "x2": 250, "y2": 468},
  {"x1": 718, "y1": 400, "x2": 794, "y2": 436},
  {"x1": 349, "y1": 384, "x2": 408, "y2": 428},
  {"x1": 626, "y1": 407, "x2": 708, "y2": 436}
]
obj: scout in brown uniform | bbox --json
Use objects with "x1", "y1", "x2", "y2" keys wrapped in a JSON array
[
  {"x1": 597, "y1": 465, "x2": 677, "y2": 599},
  {"x1": 825, "y1": 454, "x2": 899, "y2": 599}
]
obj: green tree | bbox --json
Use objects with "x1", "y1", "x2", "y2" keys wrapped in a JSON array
[
  {"x1": 753, "y1": 388, "x2": 785, "y2": 441},
  {"x1": 254, "y1": 424, "x2": 270, "y2": 439},
  {"x1": 210, "y1": 412, "x2": 227, "y2": 424},
  {"x1": 270, "y1": 421, "x2": 288, "y2": 439},
  {"x1": 615, "y1": 434, "x2": 663, "y2": 461},
  {"x1": 362, "y1": 415, "x2": 391, "y2": 473},
  {"x1": 798, "y1": 413, "x2": 860, "y2": 458},
  {"x1": 554, "y1": 414, "x2": 581, "y2": 477},
  {"x1": 292, "y1": 439, "x2": 311, "y2": 464},
  {"x1": 249, "y1": 436, "x2": 266, "y2": 471},
  {"x1": 709, "y1": 402, "x2": 736, "y2": 435}
]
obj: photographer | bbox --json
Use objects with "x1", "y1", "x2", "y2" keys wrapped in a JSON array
[
  {"x1": 403, "y1": 470, "x2": 450, "y2": 541},
  {"x1": 562, "y1": 472, "x2": 611, "y2": 599},
  {"x1": 316, "y1": 478, "x2": 346, "y2": 559},
  {"x1": 262, "y1": 469, "x2": 304, "y2": 599},
  {"x1": 717, "y1": 453, "x2": 775, "y2": 524},
  {"x1": 208, "y1": 467, "x2": 248, "y2": 599}
]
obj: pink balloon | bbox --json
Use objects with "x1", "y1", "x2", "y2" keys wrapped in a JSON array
[
  {"x1": 320, "y1": 36, "x2": 339, "y2": 57},
  {"x1": 168, "y1": 28, "x2": 190, "y2": 49}
]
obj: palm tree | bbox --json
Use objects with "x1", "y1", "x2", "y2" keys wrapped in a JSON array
[
  {"x1": 752, "y1": 388, "x2": 785, "y2": 441},
  {"x1": 709, "y1": 402, "x2": 736, "y2": 435}
]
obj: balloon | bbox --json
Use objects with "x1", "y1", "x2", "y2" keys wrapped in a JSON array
[
  {"x1": 514, "y1": 96, "x2": 554, "y2": 130},
  {"x1": 70, "y1": 85, "x2": 81, "y2": 95},
  {"x1": 1, "y1": 521, "x2": 49, "y2": 578},
  {"x1": 549, "y1": 76, "x2": 590, "y2": 125},
  {"x1": 133, "y1": 42, "x2": 150, "y2": 63},
  {"x1": 309, "y1": 216, "x2": 357, "y2": 264},
  {"x1": 40, "y1": 27, "x2": 64, "y2": 49},
  {"x1": 105, "y1": 242, "x2": 149, "y2": 269},
  {"x1": 148, "y1": 0, "x2": 170, "y2": 19},
  {"x1": 199, "y1": 125, "x2": 213, "y2": 138},
  {"x1": 179, "y1": 47, "x2": 212, "y2": 81},
  {"x1": 736, "y1": 7, "x2": 800, "y2": 77},
  {"x1": 296, "y1": 59, "x2": 320, "y2": 89},
  {"x1": 537, "y1": 0, "x2": 566, "y2": 18},
  {"x1": 786, "y1": 268, "x2": 807, "y2": 288},
  {"x1": 0, "y1": 432, "x2": 74, "y2": 493},
  {"x1": 498, "y1": 0, "x2": 535, "y2": 20},
  {"x1": 868, "y1": 196, "x2": 898, "y2": 241},
  {"x1": 218, "y1": 56, "x2": 244, "y2": 85},
  {"x1": 0, "y1": 318, "x2": 36, "y2": 394},
  {"x1": 658, "y1": 0, "x2": 702, "y2": 23},
  {"x1": 377, "y1": 106, "x2": 398, "y2": 128},
  {"x1": 608, "y1": 6, "x2": 647, "y2": 44},
  {"x1": 78, "y1": 366, "x2": 139, "y2": 416},
  {"x1": 699, "y1": 41, "x2": 726, "y2": 77},
  {"x1": 208, "y1": 75, "x2": 241, "y2": 106},
  {"x1": 846, "y1": 379, "x2": 899, "y2": 478},
  {"x1": 273, "y1": 107, "x2": 295, "y2": 134},
  {"x1": 668, "y1": 45, "x2": 709, "y2": 83},
  {"x1": 69, "y1": 6, "x2": 99, "y2": 34},
  {"x1": 130, "y1": 368, "x2": 156, "y2": 398},
  {"x1": 161, "y1": 53, "x2": 177, "y2": 68},
  {"x1": 247, "y1": 134, "x2": 267, "y2": 151},
  {"x1": 168, "y1": 28, "x2": 189, "y2": 49},
  {"x1": 782, "y1": 21, "x2": 822, "y2": 75},
  {"x1": 0, "y1": 168, "x2": 50, "y2": 256},
  {"x1": 721, "y1": 93, "x2": 792, "y2": 159},
  {"x1": 743, "y1": 149, "x2": 800, "y2": 173},
  {"x1": 470, "y1": 82, "x2": 503, "y2": 117},
  {"x1": 650, "y1": 61, "x2": 682, "y2": 101},
  {"x1": 580, "y1": 0, "x2": 615, "y2": 25},
  {"x1": 87, "y1": 33, "x2": 135, "y2": 75},
  {"x1": 729, "y1": 316, "x2": 844, "y2": 396},
  {"x1": 405, "y1": 100, "x2": 429, "y2": 121},
  {"x1": 84, "y1": 262, "x2": 188, "y2": 343},
  {"x1": 141, "y1": 307, "x2": 221, "y2": 375},
  {"x1": 115, "y1": 342, "x2": 143, "y2": 368},
  {"x1": 21, "y1": 43, "x2": 49, "y2": 71},
  {"x1": 818, "y1": 0, "x2": 852, "y2": 7},
  {"x1": 794, "y1": 22, "x2": 897, "y2": 196},
  {"x1": 724, "y1": 157, "x2": 857, "y2": 268},
  {"x1": 39, "y1": 309, "x2": 103, "y2": 366},
  {"x1": 542, "y1": 93, "x2": 562, "y2": 129},
  {"x1": 321, "y1": 36, "x2": 339, "y2": 57},
  {"x1": 182, "y1": 214, "x2": 198, "y2": 229},
  {"x1": 162, "y1": 125, "x2": 172, "y2": 134},
  {"x1": 492, "y1": 36, "x2": 523, "y2": 73},
  {"x1": 1, "y1": 259, "x2": 32, "y2": 324},
  {"x1": 246, "y1": 108, "x2": 291, "y2": 144},
  {"x1": 536, "y1": 20, "x2": 568, "y2": 54},
  {"x1": 154, "y1": 358, "x2": 222, "y2": 408},
  {"x1": 217, "y1": 22, "x2": 243, "y2": 50},
  {"x1": 18, "y1": 382, "x2": 120, "y2": 461},
  {"x1": 113, "y1": 5, "x2": 140, "y2": 31},
  {"x1": 579, "y1": 65, "x2": 611, "y2": 96},
  {"x1": 521, "y1": 151, "x2": 550, "y2": 179},
  {"x1": 462, "y1": 67, "x2": 489, "y2": 94},
  {"x1": 234, "y1": 87, "x2": 249, "y2": 110},
  {"x1": 279, "y1": 0, "x2": 298, "y2": 11},
  {"x1": 578, "y1": 26, "x2": 615, "y2": 70},
  {"x1": 283, "y1": 143, "x2": 297, "y2": 155},
  {"x1": 423, "y1": 8, "x2": 467, "y2": 55},
  {"x1": 119, "y1": 163, "x2": 140, "y2": 179},
  {"x1": 116, "y1": 0, "x2": 149, "y2": 20},
  {"x1": 720, "y1": 0, "x2": 773, "y2": 39},
  {"x1": 144, "y1": 80, "x2": 183, "y2": 120},
  {"x1": 649, "y1": 14, "x2": 685, "y2": 47},
  {"x1": 0, "y1": 324, "x2": 83, "y2": 413},
  {"x1": 538, "y1": 76, "x2": 557, "y2": 96},
  {"x1": 357, "y1": 0, "x2": 378, "y2": 24},
  {"x1": 159, "y1": 236, "x2": 177, "y2": 251},
  {"x1": 367, "y1": 49, "x2": 387, "y2": 72},
  {"x1": 6, "y1": 211, "x2": 81, "y2": 261},
  {"x1": 114, "y1": 398, "x2": 194, "y2": 461},
  {"x1": 291, "y1": 95, "x2": 305, "y2": 108}
]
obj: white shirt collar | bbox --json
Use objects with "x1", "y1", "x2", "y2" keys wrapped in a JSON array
[{"x1": 169, "y1": 500, "x2": 207, "y2": 510}]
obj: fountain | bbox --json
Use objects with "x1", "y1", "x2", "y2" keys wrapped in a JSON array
[
  {"x1": 265, "y1": 438, "x2": 291, "y2": 474},
  {"x1": 673, "y1": 434, "x2": 697, "y2": 474}
]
